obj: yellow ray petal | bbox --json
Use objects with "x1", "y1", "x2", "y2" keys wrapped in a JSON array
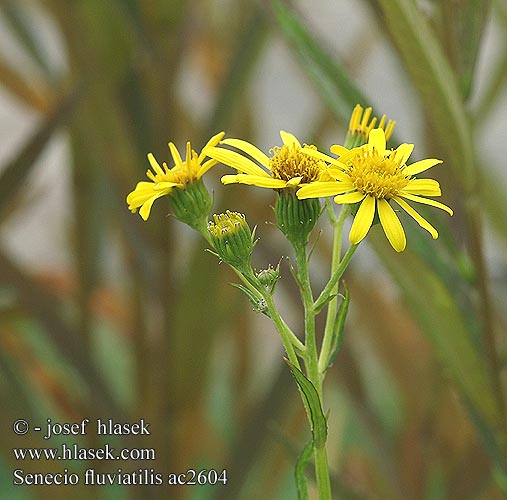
[
  {"x1": 221, "y1": 138, "x2": 270, "y2": 167},
  {"x1": 393, "y1": 197, "x2": 438, "y2": 239},
  {"x1": 139, "y1": 193, "x2": 163, "y2": 220},
  {"x1": 127, "y1": 190, "x2": 152, "y2": 207},
  {"x1": 368, "y1": 128, "x2": 386, "y2": 152},
  {"x1": 153, "y1": 182, "x2": 179, "y2": 191},
  {"x1": 302, "y1": 147, "x2": 346, "y2": 168},
  {"x1": 221, "y1": 175, "x2": 240, "y2": 185},
  {"x1": 400, "y1": 193, "x2": 453, "y2": 215},
  {"x1": 297, "y1": 181, "x2": 353, "y2": 199},
  {"x1": 401, "y1": 178, "x2": 441, "y2": 196},
  {"x1": 330, "y1": 144, "x2": 350, "y2": 157},
  {"x1": 168, "y1": 143, "x2": 183, "y2": 168},
  {"x1": 147, "y1": 153, "x2": 165, "y2": 176},
  {"x1": 327, "y1": 168, "x2": 353, "y2": 181},
  {"x1": 197, "y1": 158, "x2": 218, "y2": 178},
  {"x1": 280, "y1": 130, "x2": 301, "y2": 148},
  {"x1": 205, "y1": 147, "x2": 269, "y2": 177},
  {"x1": 131, "y1": 181, "x2": 158, "y2": 192},
  {"x1": 360, "y1": 106, "x2": 373, "y2": 130},
  {"x1": 333, "y1": 191, "x2": 366, "y2": 204},
  {"x1": 392, "y1": 143, "x2": 414, "y2": 165},
  {"x1": 222, "y1": 174, "x2": 287, "y2": 189},
  {"x1": 286, "y1": 176, "x2": 303, "y2": 187},
  {"x1": 404, "y1": 158, "x2": 443, "y2": 176},
  {"x1": 198, "y1": 131, "x2": 225, "y2": 162},
  {"x1": 377, "y1": 198, "x2": 406, "y2": 252},
  {"x1": 349, "y1": 195, "x2": 375, "y2": 244}
]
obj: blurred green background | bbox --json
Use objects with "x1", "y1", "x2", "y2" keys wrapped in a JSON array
[{"x1": 1, "y1": 0, "x2": 506, "y2": 499}]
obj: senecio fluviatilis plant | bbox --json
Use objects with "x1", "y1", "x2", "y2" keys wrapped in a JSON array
[{"x1": 126, "y1": 104, "x2": 453, "y2": 500}]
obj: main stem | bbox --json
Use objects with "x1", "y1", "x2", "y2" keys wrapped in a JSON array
[
  {"x1": 293, "y1": 241, "x2": 332, "y2": 500},
  {"x1": 319, "y1": 204, "x2": 349, "y2": 377}
]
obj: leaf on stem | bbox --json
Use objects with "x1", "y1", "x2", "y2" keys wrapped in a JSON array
[
  {"x1": 286, "y1": 360, "x2": 327, "y2": 449},
  {"x1": 230, "y1": 283, "x2": 268, "y2": 316},
  {"x1": 295, "y1": 439, "x2": 313, "y2": 500}
]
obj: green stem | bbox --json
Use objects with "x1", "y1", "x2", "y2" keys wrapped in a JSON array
[
  {"x1": 314, "y1": 243, "x2": 358, "y2": 314},
  {"x1": 294, "y1": 243, "x2": 319, "y2": 396},
  {"x1": 314, "y1": 445, "x2": 332, "y2": 500},
  {"x1": 318, "y1": 205, "x2": 350, "y2": 376},
  {"x1": 241, "y1": 268, "x2": 304, "y2": 369},
  {"x1": 293, "y1": 241, "x2": 332, "y2": 500}
]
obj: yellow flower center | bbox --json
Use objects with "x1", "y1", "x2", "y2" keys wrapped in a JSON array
[
  {"x1": 147, "y1": 152, "x2": 200, "y2": 186},
  {"x1": 208, "y1": 210, "x2": 247, "y2": 238},
  {"x1": 269, "y1": 144, "x2": 321, "y2": 183},
  {"x1": 347, "y1": 148, "x2": 409, "y2": 199}
]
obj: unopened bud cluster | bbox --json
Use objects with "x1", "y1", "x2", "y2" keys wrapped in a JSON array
[{"x1": 208, "y1": 211, "x2": 255, "y2": 271}]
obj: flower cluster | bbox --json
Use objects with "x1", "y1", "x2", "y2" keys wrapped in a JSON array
[{"x1": 126, "y1": 105, "x2": 452, "y2": 252}]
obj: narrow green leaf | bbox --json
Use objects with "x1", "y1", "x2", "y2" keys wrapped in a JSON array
[
  {"x1": 1, "y1": 0, "x2": 53, "y2": 76},
  {"x1": 326, "y1": 284, "x2": 350, "y2": 371},
  {"x1": 313, "y1": 293, "x2": 337, "y2": 315},
  {"x1": 295, "y1": 440, "x2": 313, "y2": 500},
  {"x1": 441, "y1": 0, "x2": 491, "y2": 99},
  {"x1": 373, "y1": 236, "x2": 503, "y2": 469},
  {"x1": 286, "y1": 360, "x2": 327, "y2": 449},
  {"x1": 203, "y1": 7, "x2": 269, "y2": 140},
  {"x1": 373, "y1": 0, "x2": 476, "y2": 193},
  {"x1": 462, "y1": 395, "x2": 507, "y2": 489},
  {"x1": 272, "y1": 0, "x2": 366, "y2": 123}
]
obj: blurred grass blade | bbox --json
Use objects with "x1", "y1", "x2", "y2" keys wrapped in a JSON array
[
  {"x1": 0, "y1": 250, "x2": 122, "y2": 418},
  {"x1": 0, "y1": 87, "x2": 79, "y2": 220},
  {"x1": 272, "y1": 0, "x2": 366, "y2": 124},
  {"x1": 1, "y1": 0, "x2": 53, "y2": 76},
  {"x1": 462, "y1": 396, "x2": 507, "y2": 490},
  {"x1": 0, "y1": 57, "x2": 52, "y2": 112},
  {"x1": 372, "y1": 0, "x2": 476, "y2": 192},
  {"x1": 295, "y1": 439, "x2": 312, "y2": 500},
  {"x1": 441, "y1": 0, "x2": 491, "y2": 99},
  {"x1": 477, "y1": 169, "x2": 507, "y2": 244},
  {"x1": 286, "y1": 360, "x2": 327, "y2": 449},
  {"x1": 203, "y1": 7, "x2": 269, "y2": 140},
  {"x1": 374, "y1": 238, "x2": 503, "y2": 468}
]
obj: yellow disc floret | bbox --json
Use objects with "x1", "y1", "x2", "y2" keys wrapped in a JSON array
[
  {"x1": 346, "y1": 148, "x2": 409, "y2": 199},
  {"x1": 269, "y1": 144, "x2": 321, "y2": 184}
]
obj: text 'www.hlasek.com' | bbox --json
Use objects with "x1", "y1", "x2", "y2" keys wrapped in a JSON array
[{"x1": 12, "y1": 418, "x2": 227, "y2": 487}]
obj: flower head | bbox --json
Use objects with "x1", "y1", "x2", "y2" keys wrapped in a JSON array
[
  {"x1": 126, "y1": 132, "x2": 224, "y2": 221},
  {"x1": 208, "y1": 210, "x2": 255, "y2": 271},
  {"x1": 297, "y1": 128, "x2": 453, "y2": 252},
  {"x1": 204, "y1": 131, "x2": 334, "y2": 190}
]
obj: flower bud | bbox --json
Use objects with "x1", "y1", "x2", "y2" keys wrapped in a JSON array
[
  {"x1": 256, "y1": 264, "x2": 281, "y2": 296},
  {"x1": 208, "y1": 211, "x2": 255, "y2": 272}
]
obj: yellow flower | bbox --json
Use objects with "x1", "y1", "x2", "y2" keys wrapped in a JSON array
[
  {"x1": 297, "y1": 128, "x2": 453, "y2": 252},
  {"x1": 127, "y1": 132, "x2": 225, "y2": 220},
  {"x1": 346, "y1": 104, "x2": 396, "y2": 148},
  {"x1": 204, "y1": 131, "x2": 334, "y2": 189}
]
